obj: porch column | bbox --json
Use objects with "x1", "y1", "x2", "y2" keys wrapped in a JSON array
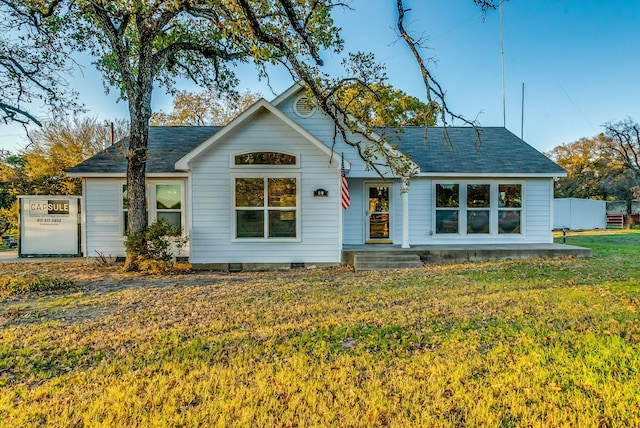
[{"x1": 401, "y1": 177, "x2": 410, "y2": 249}]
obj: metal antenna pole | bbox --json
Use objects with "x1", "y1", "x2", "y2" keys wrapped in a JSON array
[
  {"x1": 500, "y1": 1, "x2": 506, "y2": 127},
  {"x1": 521, "y1": 82, "x2": 525, "y2": 139}
]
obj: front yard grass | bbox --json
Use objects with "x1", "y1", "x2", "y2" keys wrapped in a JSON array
[{"x1": 1, "y1": 230, "x2": 639, "y2": 426}]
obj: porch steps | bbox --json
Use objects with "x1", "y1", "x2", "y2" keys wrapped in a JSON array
[{"x1": 353, "y1": 252, "x2": 423, "y2": 271}]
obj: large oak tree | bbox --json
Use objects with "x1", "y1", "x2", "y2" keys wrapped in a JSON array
[{"x1": 5, "y1": 0, "x2": 501, "y2": 269}]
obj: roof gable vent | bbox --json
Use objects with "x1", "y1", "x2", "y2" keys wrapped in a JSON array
[{"x1": 293, "y1": 95, "x2": 316, "y2": 118}]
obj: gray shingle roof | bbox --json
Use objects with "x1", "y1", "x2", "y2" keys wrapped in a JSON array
[
  {"x1": 386, "y1": 126, "x2": 565, "y2": 175},
  {"x1": 66, "y1": 126, "x2": 221, "y2": 174},
  {"x1": 67, "y1": 125, "x2": 564, "y2": 176}
]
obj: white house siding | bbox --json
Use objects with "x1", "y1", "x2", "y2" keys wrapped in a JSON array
[
  {"x1": 416, "y1": 177, "x2": 555, "y2": 245},
  {"x1": 342, "y1": 178, "x2": 365, "y2": 244},
  {"x1": 278, "y1": 96, "x2": 388, "y2": 178},
  {"x1": 83, "y1": 179, "x2": 125, "y2": 257},
  {"x1": 403, "y1": 178, "x2": 433, "y2": 245},
  {"x1": 525, "y1": 178, "x2": 555, "y2": 243},
  {"x1": 343, "y1": 177, "x2": 555, "y2": 246},
  {"x1": 188, "y1": 111, "x2": 342, "y2": 265}
]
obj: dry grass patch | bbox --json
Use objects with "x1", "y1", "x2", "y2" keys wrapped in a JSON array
[{"x1": 1, "y1": 231, "x2": 640, "y2": 426}]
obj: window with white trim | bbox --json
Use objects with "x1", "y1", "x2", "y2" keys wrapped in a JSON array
[
  {"x1": 155, "y1": 184, "x2": 182, "y2": 230},
  {"x1": 467, "y1": 184, "x2": 490, "y2": 234},
  {"x1": 121, "y1": 182, "x2": 183, "y2": 235},
  {"x1": 498, "y1": 184, "x2": 522, "y2": 234},
  {"x1": 235, "y1": 177, "x2": 297, "y2": 239},
  {"x1": 435, "y1": 183, "x2": 459, "y2": 234},
  {"x1": 434, "y1": 182, "x2": 523, "y2": 236}
]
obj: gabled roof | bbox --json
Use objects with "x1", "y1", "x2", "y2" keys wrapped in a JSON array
[
  {"x1": 66, "y1": 126, "x2": 220, "y2": 175},
  {"x1": 388, "y1": 127, "x2": 566, "y2": 177},
  {"x1": 174, "y1": 98, "x2": 346, "y2": 170}
]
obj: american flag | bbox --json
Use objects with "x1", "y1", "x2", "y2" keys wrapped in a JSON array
[{"x1": 341, "y1": 155, "x2": 350, "y2": 209}]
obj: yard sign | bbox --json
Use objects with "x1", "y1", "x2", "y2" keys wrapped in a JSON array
[{"x1": 18, "y1": 195, "x2": 82, "y2": 257}]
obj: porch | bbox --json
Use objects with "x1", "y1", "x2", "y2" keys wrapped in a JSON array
[{"x1": 342, "y1": 243, "x2": 593, "y2": 271}]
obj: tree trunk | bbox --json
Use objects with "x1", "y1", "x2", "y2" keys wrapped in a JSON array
[{"x1": 123, "y1": 78, "x2": 153, "y2": 271}]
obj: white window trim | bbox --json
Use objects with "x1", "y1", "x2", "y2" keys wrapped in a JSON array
[
  {"x1": 120, "y1": 180, "x2": 186, "y2": 236},
  {"x1": 230, "y1": 150, "x2": 300, "y2": 169},
  {"x1": 150, "y1": 181, "x2": 186, "y2": 234},
  {"x1": 433, "y1": 181, "x2": 525, "y2": 238},
  {"x1": 231, "y1": 172, "x2": 301, "y2": 243}
]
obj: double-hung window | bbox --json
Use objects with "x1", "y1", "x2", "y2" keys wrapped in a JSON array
[
  {"x1": 467, "y1": 184, "x2": 490, "y2": 234},
  {"x1": 498, "y1": 184, "x2": 522, "y2": 234},
  {"x1": 435, "y1": 184, "x2": 460, "y2": 234},
  {"x1": 121, "y1": 182, "x2": 183, "y2": 235},
  {"x1": 155, "y1": 184, "x2": 182, "y2": 230},
  {"x1": 233, "y1": 152, "x2": 299, "y2": 240}
]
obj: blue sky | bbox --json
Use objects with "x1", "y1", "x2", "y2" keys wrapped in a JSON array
[{"x1": 2, "y1": 0, "x2": 639, "y2": 154}]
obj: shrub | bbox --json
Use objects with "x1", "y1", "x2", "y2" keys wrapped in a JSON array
[{"x1": 124, "y1": 220, "x2": 188, "y2": 272}]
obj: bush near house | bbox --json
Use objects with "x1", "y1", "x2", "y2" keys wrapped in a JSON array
[{"x1": 0, "y1": 230, "x2": 639, "y2": 426}]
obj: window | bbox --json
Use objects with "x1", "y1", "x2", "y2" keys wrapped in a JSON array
[
  {"x1": 498, "y1": 184, "x2": 522, "y2": 234},
  {"x1": 235, "y1": 177, "x2": 297, "y2": 239},
  {"x1": 121, "y1": 184, "x2": 148, "y2": 235},
  {"x1": 434, "y1": 182, "x2": 523, "y2": 236},
  {"x1": 122, "y1": 184, "x2": 128, "y2": 235},
  {"x1": 435, "y1": 184, "x2": 459, "y2": 234},
  {"x1": 122, "y1": 183, "x2": 183, "y2": 235},
  {"x1": 156, "y1": 184, "x2": 182, "y2": 230},
  {"x1": 467, "y1": 184, "x2": 490, "y2": 234},
  {"x1": 234, "y1": 152, "x2": 296, "y2": 166}
]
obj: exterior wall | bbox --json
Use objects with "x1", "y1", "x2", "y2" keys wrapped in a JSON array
[
  {"x1": 554, "y1": 198, "x2": 606, "y2": 230},
  {"x1": 83, "y1": 177, "x2": 189, "y2": 259},
  {"x1": 188, "y1": 110, "x2": 342, "y2": 264},
  {"x1": 278, "y1": 96, "x2": 387, "y2": 178},
  {"x1": 342, "y1": 178, "x2": 365, "y2": 244},
  {"x1": 345, "y1": 176, "x2": 557, "y2": 245},
  {"x1": 83, "y1": 178, "x2": 126, "y2": 257}
]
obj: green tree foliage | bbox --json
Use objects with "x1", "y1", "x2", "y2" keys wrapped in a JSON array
[
  {"x1": 334, "y1": 83, "x2": 439, "y2": 128},
  {"x1": 4, "y1": 0, "x2": 501, "y2": 270},
  {"x1": 0, "y1": 150, "x2": 25, "y2": 233},
  {"x1": 0, "y1": 117, "x2": 126, "y2": 233},
  {"x1": 0, "y1": 1, "x2": 79, "y2": 125},
  {"x1": 545, "y1": 136, "x2": 609, "y2": 199},
  {"x1": 4, "y1": 0, "x2": 345, "y2": 270},
  {"x1": 22, "y1": 117, "x2": 127, "y2": 195},
  {"x1": 150, "y1": 90, "x2": 261, "y2": 126},
  {"x1": 547, "y1": 119, "x2": 640, "y2": 213},
  {"x1": 602, "y1": 119, "x2": 640, "y2": 189}
]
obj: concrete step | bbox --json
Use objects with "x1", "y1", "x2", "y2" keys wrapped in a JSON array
[{"x1": 354, "y1": 252, "x2": 422, "y2": 271}]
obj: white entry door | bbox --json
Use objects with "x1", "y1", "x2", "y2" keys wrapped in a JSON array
[{"x1": 366, "y1": 184, "x2": 391, "y2": 243}]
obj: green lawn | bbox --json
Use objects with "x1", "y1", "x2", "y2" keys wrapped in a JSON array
[{"x1": 1, "y1": 230, "x2": 639, "y2": 427}]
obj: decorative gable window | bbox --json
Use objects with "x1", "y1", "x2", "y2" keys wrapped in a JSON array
[{"x1": 234, "y1": 152, "x2": 296, "y2": 166}]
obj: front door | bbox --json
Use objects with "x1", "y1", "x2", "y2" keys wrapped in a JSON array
[{"x1": 366, "y1": 184, "x2": 391, "y2": 243}]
